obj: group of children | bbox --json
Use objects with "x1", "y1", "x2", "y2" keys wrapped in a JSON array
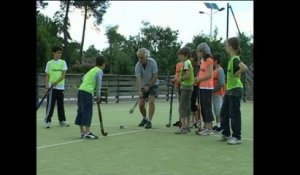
[
  {"x1": 43, "y1": 37, "x2": 247, "y2": 145},
  {"x1": 171, "y1": 37, "x2": 248, "y2": 145}
]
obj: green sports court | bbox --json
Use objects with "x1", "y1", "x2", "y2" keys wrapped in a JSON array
[{"x1": 37, "y1": 99, "x2": 253, "y2": 175}]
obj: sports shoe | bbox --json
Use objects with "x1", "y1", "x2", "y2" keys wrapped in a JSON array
[
  {"x1": 59, "y1": 121, "x2": 70, "y2": 127},
  {"x1": 195, "y1": 127, "x2": 206, "y2": 134},
  {"x1": 213, "y1": 126, "x2": 222, "y2": 133},
  {"x1": 212, "y1": 125, "x2": 219, "y2": 130},
  {"x1": 174, "y1": 128, "x2": 188, "y2": 134},
  {"x1": 172, "y1": 121, "x2": 181, "y2": 127},
  {"x1": 44, "y1": 122, "x2": 51, "y2": 128},
  {"x1": 79, "y1": 133, "x2": 85, "y2": 139},
  {"x1": 196, "y1": 128, "x2": 214, "y2": 136},
  {"x1": 84, "y1": 132, "x2": 98, "y2": 139},
  {"x1": 192, "y1": 122, "x2": 198, "y2": 128},
  {"x1": 186, "y1": 127, "x2": 191, "y2": 133},
  {"x1": 138, "y1": 118, "x2": 148, "y2": 127},
  {"x1": 220, "y1": 135, "x2": 231, "y2": 141},
  {"x1": 145, "y1": 120, "x2": 152, "y2": 129},
  {"x1": 227, "y1": 137, "x2": 241, "y2": 145}
]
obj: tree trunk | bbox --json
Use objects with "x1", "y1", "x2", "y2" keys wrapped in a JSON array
[
  {"x1": 63, "y1": 0, "x2": 70, "y2": 65},
  {"x1": 79, "y1": 5, "x2": 88, "y2": 64}
]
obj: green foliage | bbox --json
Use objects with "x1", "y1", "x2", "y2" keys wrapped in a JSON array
[
  {"x1": 239, "y1": 32, "x2": 253, "y2": 66},
  {"x1": 140, "y1": 22, "x2": 182, "y2": 75},
  {"x1": 73, "y1": 0, "x2": 110, "y2": 27},
  {"x1": 73, "y1": 0, "x2": 110, "y2": 63},
  {"x1": 103, "y1": 25, "x2": 133, "y2": 74},
  {"x1": 186, "y1": 31, "x2": 253, "y2": 73},
  {"x1": 69, "y1": 63, "x2": 94, "y2": 73},
  {"x1": 112, "y1": 52, "x2": 135, "y2": 75},
  {"x1": 83, "y1": 45, "x2": 100, "y2": 59},
  {"x1": 36, "y1": 13, "x2": 63, "y2": 72},
  {"x1": 67, "y1": 41, "x2": 81, "y2": 65},
  {"x1": 37, "y1": 4, "x2": 253, "y2": 76}
]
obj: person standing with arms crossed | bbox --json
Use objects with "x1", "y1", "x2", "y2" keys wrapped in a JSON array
[
  {"x1": 44, "y1": 45, "x2": 69, "y2": 128},
  {"x1": 220, "y1": 37, "x2": 248, "y2": 144},
  {"x1": 135, "y1": 48, "x2": 159, "y2": 129}
]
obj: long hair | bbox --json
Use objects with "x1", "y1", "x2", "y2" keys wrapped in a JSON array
[{"x1": 227, "y1": 37, "x2": 242, "y2": 55}]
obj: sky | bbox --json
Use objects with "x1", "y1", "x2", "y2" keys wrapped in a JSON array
[{"x1": 39, "y1": 1, "x2": 253, "y2": 51}]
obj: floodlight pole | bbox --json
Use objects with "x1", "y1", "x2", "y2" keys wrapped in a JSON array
[
  {"x1": 226, "y1": 3, "x2": 242, "y2": 39},
  {"x1": 226, "y1": 3, "x2": 246, "y2": 102},
  {"x1": 226, "y1": 3, "x2": 229, "y2": 39},
  {"x1": 199, "y1": 6, "x2": 224, "y2": 37},
  {"x1": 210, "y1": 8, "x2": 213, "y2": 36}
]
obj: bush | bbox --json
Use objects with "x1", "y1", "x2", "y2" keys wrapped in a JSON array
[{"x1": 68, "y1": 63, "x2": 94, "y2": 73}]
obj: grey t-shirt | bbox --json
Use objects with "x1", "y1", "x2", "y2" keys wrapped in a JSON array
[{"x1": 135, "y1": 57, "x2": 159, "y2": 86}]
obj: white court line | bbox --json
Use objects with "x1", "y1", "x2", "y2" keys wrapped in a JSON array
[
  {"x1": 36, "y1": 118, "x2": 253, "y2": 141},
  {"x1": 37, "y1": 129, "x2": 146, "y2": 150}
]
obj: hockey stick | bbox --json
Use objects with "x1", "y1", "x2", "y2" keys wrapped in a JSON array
[
  {"x1": 166, "y1": 83, "x2": 174, "y2": 127},
  {"x1": 96, "y1": 102, "x2": 108, "y2": 136},
  {"x1": 129, "y1": 97, "x2": 140, "y2": 114},
  {"x1": 36, "y1": 85, "x2": 54, "y2": 111}
]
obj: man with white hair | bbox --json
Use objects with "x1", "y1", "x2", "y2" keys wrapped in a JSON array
[{"x1": 135, "y1": 48, "x2": 159, "y2": 129}]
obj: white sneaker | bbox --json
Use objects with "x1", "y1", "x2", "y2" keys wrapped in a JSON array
[
  {"x1": 227, "y1": 137, "x2": 242, "y2": 145},
  {"x1": 44, "y1": 122, "x2": 51, "y2": 128},
  {"x1": 84, "y1": 132, "x2": 98, "y2": 139},
  {"x1": 59, "y1": 121, "x2": 70, "y2": 127},
  {"x1": 196, "y1": 129, "x2": 214, "y2": 136},
  {"x1": 79, "y1": 133, "x2": 84, "y2": 139},
  {"x1": 220, "y1": 135, "x2": 230, "y2": 141}
]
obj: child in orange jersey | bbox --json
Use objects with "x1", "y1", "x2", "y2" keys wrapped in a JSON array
[
  {"x1": 194, "y1": 43, "x2": 214, "y2": 136},
  {"x1": 211, "y1": 53, "x2": 225, "y2": 132},
  {"x1": 171, "y1": 59, "x2": 183, "y2": 127}
]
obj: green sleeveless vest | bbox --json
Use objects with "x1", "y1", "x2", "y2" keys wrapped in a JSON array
[
  {"x1": 48, "y1": 59, "x2": 66, "y2": 86},
  {"x1": 226, "y1": 56, "x2": 243, "y2": 90},
  {"x1": 79, "y1": 67, "x2": 102, "y2": 94}
]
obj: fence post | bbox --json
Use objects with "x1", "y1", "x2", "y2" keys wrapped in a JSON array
[{"x1": 116, "y1": 74, "x2": 120, "y2": 103}]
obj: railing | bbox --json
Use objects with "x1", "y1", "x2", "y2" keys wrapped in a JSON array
[{"x1": 36, "y1": 73, "x2": 174, "y2": 103}]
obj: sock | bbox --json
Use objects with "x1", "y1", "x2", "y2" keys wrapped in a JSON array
[
  {"x1": 216, "y1": 123, "x2": 220, "y2": 127},
  {"x1": 146, "y1": 117, "x2": 150, "y2": 121}
]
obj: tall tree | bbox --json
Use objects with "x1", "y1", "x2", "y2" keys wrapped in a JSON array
[
  {"x1": 62, "y1": 0, "x2": 71, "y2": 65},
  {"x1": 73, "y1": 0, "x2": 110, "y2": 64},
  {"x1": 53, "y1": 1, "x2": 72, "y2": 65},
  {"x1": 36, "y1": 0, "x2": 48, "y2": 14},
  {"x1": 37, "y1": 13, "x2": 62, "y2": 72},
  {"x1": 105, "y1": 25, "x2": 126, "y2": 74}
]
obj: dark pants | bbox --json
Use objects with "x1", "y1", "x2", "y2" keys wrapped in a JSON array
[
  {"x1": 199, "y1": 89, "x2": 214, "y2": 122},
  {"x1": 191, "y1": 85, "x2": 199, "y2": 112},
  {"x1": 45, "y1": 89, "x2": 66, "y2": 123},
  {"x1": 220, "y1": 94, "x2": 242, "y2": 140},
  {"x1": 75, "y1": 90, "x2": 93, "y2": 127}
]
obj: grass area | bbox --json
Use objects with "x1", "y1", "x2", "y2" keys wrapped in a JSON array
[{"x1": 37, "y1": 100, "x2": 253, "y2": 175}]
